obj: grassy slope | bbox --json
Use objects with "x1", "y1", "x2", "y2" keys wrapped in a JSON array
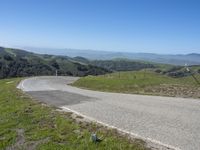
[
  {"x1": 73, "y1": 71, "x2": 200, "y2": 98},
  {"x1": 0, "y1": 78, "x2": 148, "y2": 150}
]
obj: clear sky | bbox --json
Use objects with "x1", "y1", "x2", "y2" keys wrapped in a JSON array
[{"x1": 0, "y1": 0, "x2": 200, "y2": 54}]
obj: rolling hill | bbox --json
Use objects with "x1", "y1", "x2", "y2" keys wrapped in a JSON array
[
  {"x1": 73, "y1": 57, "x2": 200, "y2": 78},
  {"x1": 1, "y1": 46, "x2": 199, "y2": 79},
  {"x1": 23, "y1": 47, "x2": 200, "y2": 65},
  {"x1": 0, "y1": 47, "x2": 110, "y2": 79},
  {"x1": 73, "y1": 57, "x2": 156, "y2": 71}
]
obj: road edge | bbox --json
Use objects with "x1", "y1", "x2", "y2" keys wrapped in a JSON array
[{"x1": 61, "y1": 106, "x2": 181, "y2": 150}]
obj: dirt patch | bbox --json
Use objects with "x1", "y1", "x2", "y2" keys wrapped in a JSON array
[
  {"x1": 25, "y1": 138, "x2": 50, "y2": 150},
  {"x1": 145, "y1": 84, "x2": 200, "y2": 98},
  {"x1": 6, "y1": 129, "x2": 49, "y2": 150},
  {"x1": 6, "y1": 129, "x2": 25, "y2": 150}
]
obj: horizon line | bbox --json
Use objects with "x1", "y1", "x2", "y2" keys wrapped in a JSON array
[{"x1": 0, "y1": 44, "x2": 200, "y2": 55}]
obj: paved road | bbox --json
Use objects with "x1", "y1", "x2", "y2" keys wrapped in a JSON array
[{"x1": 17, "y1": 76, "x2": 200, "y2": 150}]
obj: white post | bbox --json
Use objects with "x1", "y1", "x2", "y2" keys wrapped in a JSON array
[
  {"x1": 185, "y1": 63, "x2": 190, "y2": 72},
  {"x1": 56, "y1": 70, "x2": 58, "y2": 76}
]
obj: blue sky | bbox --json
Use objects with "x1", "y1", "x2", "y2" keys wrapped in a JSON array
[{"x1": 0, "y1": 0, "x2": 200, "y2": 54}]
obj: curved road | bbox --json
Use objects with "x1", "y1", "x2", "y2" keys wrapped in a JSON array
[{"x1": 17, "y1": 76, "x2": 200, "y2": 150}]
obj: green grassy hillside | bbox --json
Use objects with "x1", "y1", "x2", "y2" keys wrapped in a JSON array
[
  {"x1": 0, "y1": 47, "x2": 110, "y2": 79},
  {"x1": 0, "y1": 78, "x2": 148, "y2": 150},
  {"x1": 89, "y1": 59, "x2": 155, "y2": 71},
  {"x1": 73, "y1": 71, "x2": 200, "y2": 98}
]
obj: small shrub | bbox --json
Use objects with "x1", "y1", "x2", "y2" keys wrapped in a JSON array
[
  {"x1": 198, "y1": 69, "x2": 200, "y2": 74},
  {"x1": 167, "y1": 71, "x2": 185, "y2": 78},
  {"x1": 155, "y1": 69, "x2": 162, "y2": 73}
]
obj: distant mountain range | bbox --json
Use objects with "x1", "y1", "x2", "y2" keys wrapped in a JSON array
[{"x1": 22, "y1": 47, "x2": 200, "y2": 66}]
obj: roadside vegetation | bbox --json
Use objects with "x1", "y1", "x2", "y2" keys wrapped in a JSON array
[
  {"x1": 73, "y1": 70, "x2": 200, "y2": 98},
  {"x1": 0, "y1": 78, "x2": 149, "y2": 150}
]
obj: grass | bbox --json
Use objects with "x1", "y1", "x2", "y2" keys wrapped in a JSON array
[
  {"x1": 0, "y1": 78, "x2": 148, "y2": 150},
  {"x1": 73, "y1": 71, "x2": 200, "y2": 98}
]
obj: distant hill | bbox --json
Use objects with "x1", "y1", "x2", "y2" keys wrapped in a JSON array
[
  {"x1": 78, "y1": 58, "x2": 156, "y2": 71},
  {"x1": 1, "y1": 46, "x2": 199, "y2": 79},
  {"x1": 0, "y1": 47, "x2": 110, "y2": 79},
  {"x1": 73, "y1": 55, "x2": 200, "y2": 78},
  {"x1": 23, "y1": 47, "x2": 200, "y2": 66}
]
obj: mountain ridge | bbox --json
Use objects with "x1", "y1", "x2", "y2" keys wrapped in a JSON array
[{"x1": 21, "y1": 47, "x2": 200, "y2": 65}]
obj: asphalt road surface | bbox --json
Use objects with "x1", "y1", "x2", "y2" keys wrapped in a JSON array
[{"x1": 17, "y1": 76, "x2": 200, "y2": 150}]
